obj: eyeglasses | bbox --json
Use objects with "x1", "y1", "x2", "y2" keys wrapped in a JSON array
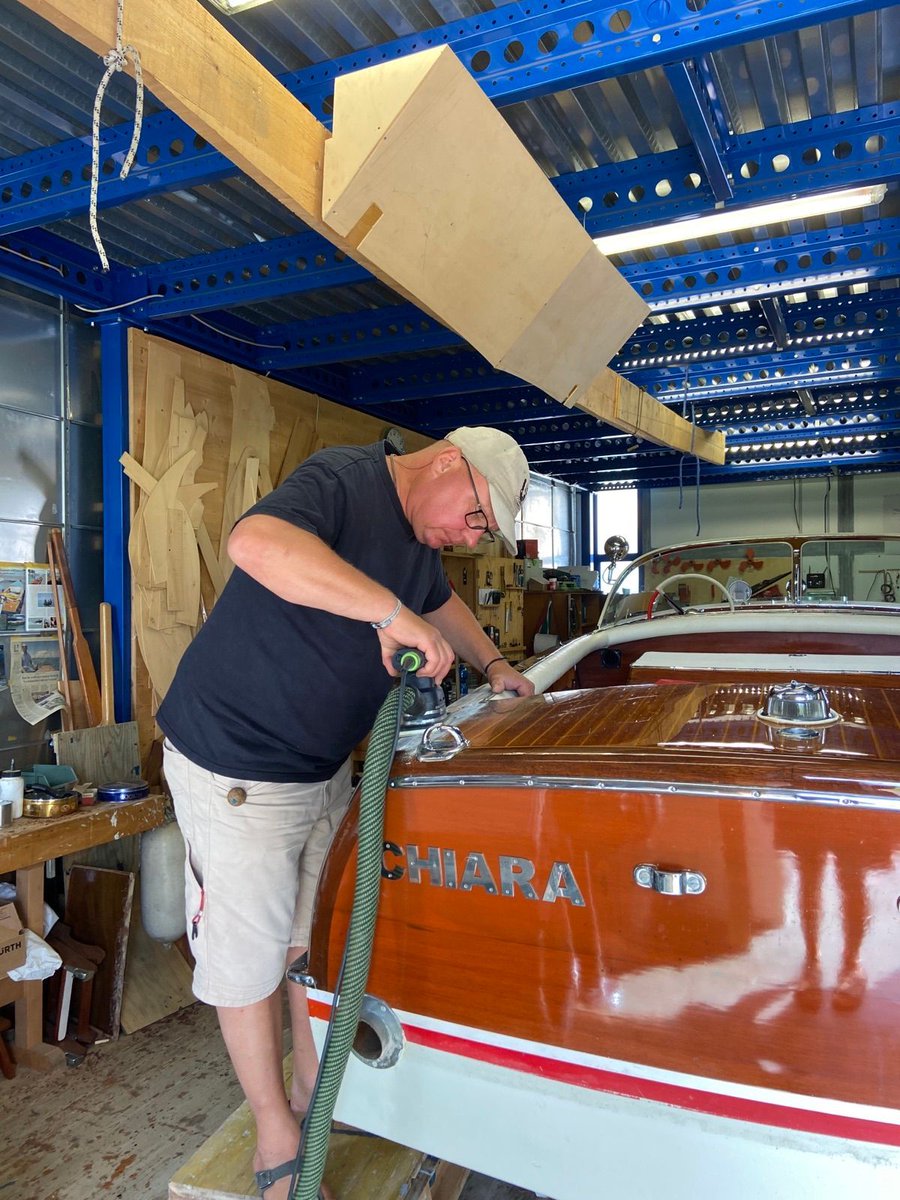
[{"x1": 461, "y1": 457, "x2": 495, "y2": 543}]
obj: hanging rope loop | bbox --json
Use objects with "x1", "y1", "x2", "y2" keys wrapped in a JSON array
[{"x1": 90, "y1": 0, "x2": 144, "y2": 271}]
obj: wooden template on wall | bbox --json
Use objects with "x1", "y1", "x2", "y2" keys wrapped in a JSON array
[{"x1": 126, "y1": 330, "x2": 430, "y2": 761}]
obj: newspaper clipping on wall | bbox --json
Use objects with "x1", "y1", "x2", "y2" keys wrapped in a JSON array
[{"x1": 8, "y1": 636, "x2": 66, "y2": 725}]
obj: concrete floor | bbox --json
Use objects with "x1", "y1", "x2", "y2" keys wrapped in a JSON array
[{"x1": 0, "y1": 1000, "x2": 538, "y2": 1200}]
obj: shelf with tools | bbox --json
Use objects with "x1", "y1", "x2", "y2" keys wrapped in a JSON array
[{"x1": 442, "y1": 551, "x2": 525, "y2": 664}]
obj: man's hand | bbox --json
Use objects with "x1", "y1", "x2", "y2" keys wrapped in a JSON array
[
  {"x1": 485, "y1": 659, "x2": 535, "y2": 697},
  {"x1": 376, "y1": 608, "x2": 455, "y2": 684}
]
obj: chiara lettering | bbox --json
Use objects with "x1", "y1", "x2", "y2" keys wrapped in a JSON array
[{"x1": 382, "y1": 842, "x2": 585, "y2": 906}]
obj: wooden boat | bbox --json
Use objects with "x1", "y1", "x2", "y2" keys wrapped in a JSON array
[{"x1": 308, "y1": 535, "x2": 900, "y2": 1199}]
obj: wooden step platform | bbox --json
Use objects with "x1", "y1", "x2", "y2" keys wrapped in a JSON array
[{"x1": 169, "y1": 1058, "x2": 469, "y2": 1200}]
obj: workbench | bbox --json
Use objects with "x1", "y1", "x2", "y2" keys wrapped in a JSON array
[{"x1": 0, "y1": 794, "x2": 166, "y2": 1069}]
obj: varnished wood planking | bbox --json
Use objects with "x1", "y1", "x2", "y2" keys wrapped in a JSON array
[
  {"x1": 315, "y1": 781, "x2": 900, "y2": 1112},
  {"x1": 578, "y1": 628, "x2": 900, "y2": 690}
]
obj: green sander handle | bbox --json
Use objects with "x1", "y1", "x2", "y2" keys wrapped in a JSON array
[{"x1": 392, "y1": 647, "x2": 425, "y2": 673}]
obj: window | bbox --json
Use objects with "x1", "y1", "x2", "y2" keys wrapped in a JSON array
[
  {"x1": 519, "y1": 474, "x2": 578, "y2": 568},
  {"x1": 594, "y1": 488, "x2": 638, "y2": 587}
]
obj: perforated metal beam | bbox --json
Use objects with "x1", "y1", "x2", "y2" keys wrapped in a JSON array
[
  {"x1": 121, "y1": 217, "x2": 900, "y2": 350},
  {"x1": 287, "y1": 0, "x2": 891, "y2": 119},
  {"x1": 620, "y1": 219, "x2": 900, "y2": 311},
  {"x1": 0, "y1": 226, "x2": 120, "y2": 306},
  {"x1": 136, "y1": 233, "x2": 371, "y2": 319},
  {"x1": 558, "y1": 443, "x2": 900, "y2": 489},
  {"x1": 619, "y1": 289, "x2": 900, "y2": 364},
  {"x1": 530, "y1": 411, "x2": 900, "y2": 467},
  {"x1": 624, "y1": 336, "x2": 900, "y2": 400},
  {"x1": 563, "y1": 102, "x2": 900, "y2": 238},
  {"x1": 256, "y1": 303, "x2": 459, "y2": 370},
  {"x1": 663, "y1": 61, "x2": 732, "y2": 203},
  {"x1": 1, "y1": 9, "x2": 895, "y2": 240}
]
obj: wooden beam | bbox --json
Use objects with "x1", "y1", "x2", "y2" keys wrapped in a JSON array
[
  {"x1": 17, "y1": 0, "x2": 326, "y2": 221},
  {"x1": 570, "y1": 370, "x2": 726, "y2": 465},
  {"x1": 19, "y1": 1, "x2": 719, "y2": 461}
]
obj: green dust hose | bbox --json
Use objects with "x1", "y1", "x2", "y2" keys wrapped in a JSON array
[{"x1": 292, "y1": 678, "x2": 416, "y2": 1200}]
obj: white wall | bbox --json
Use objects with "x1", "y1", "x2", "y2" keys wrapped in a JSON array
[
  {"x1": 648, "y1": 470, "x2": 900, "y2": 549},
  {"x1": 853, "y1": 474, "x2": 900, "y2": 533}
]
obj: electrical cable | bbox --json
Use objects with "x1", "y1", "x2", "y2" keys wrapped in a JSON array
[
  {"x1": 74, "y1": 293, "x2": 163, "y2": 314},
  {"x1": 190, "y1": 313, "x2": 284, "y2": 348},
  {"x1": 0, "y1": 244, "x2": 65, "y2": 276}
]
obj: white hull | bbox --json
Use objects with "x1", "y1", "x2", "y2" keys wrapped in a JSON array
[{"x1": 311, "y1": 999, "x2": 900, "y2": 1200}]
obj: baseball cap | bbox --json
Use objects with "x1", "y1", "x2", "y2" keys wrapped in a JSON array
[{"x1": 445, "y1": 427, "x2": 529, "y2": 554}]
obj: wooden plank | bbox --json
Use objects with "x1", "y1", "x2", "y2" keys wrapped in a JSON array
[
  {"x1": 322, "y1": 46, "x2": 649, "y2": 405},
  {"x1": 99, "y1": 601, "x2": 115, "y2": 725},
  {"x1": 64, "y1": 865, "x2": 135, "y2": 1039},
  {"x1": 569, "y1": 368, "x2": 726, "y2": 465},
  {"x1": 16, "y1": 0, "x2": 327, "y2": 227},
  {"x1": 49, "y1": 530, "x2": 103, "y2": 726},
  {"x1": 169, "y1": 1054, "x2": 426, "y2": 1200},
  {"x1": 426, "y1": 1159, "x2": 470, "y2": 1200},
  {"x1": 52, "y1": 721, "x2": 141, "y2": 787},
  {"x1": 120, "y1": 879, "x2": 195, "y2": 1034}
]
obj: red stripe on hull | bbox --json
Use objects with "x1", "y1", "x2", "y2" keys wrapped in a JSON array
[{"x1": 310, "y1": 999, "x2": 900, "y2": 1147}]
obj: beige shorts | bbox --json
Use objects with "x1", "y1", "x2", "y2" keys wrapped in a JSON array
[{"x1": 163, "y1": 740, "x2": 352, "y2": 1007}]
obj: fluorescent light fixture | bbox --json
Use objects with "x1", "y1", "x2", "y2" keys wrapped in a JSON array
[
  {"x1": 594, "y1": 184, "x2": 887, "y2": 256},
  {"x1": 207, "y1": 0, "x2": 277, "y2": 13}
]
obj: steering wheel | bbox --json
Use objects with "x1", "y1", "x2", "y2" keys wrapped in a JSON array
[{"x1": 647, "y1": 572, "x2": 735, "y2": 619}]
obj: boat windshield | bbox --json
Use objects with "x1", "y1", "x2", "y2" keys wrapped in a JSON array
[
  {"x1": 799, "y1": 539, "x2": 900, "y2": 605},
  {"x1": 601, "y1": 541, "x2": 794, "y2": 626},
  {"x1": 600, "y1": 537, "x2": 900, "y2": 627}
]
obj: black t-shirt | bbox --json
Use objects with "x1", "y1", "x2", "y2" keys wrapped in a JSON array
[{"x1": 157, "y1": 442, "x2": 450, "y2": 781}]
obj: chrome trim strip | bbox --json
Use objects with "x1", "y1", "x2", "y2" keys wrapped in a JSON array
[{"x1": 389, "y1": 775, "x2": 900, "y2": 812}]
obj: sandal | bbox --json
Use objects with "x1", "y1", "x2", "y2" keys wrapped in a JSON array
[
  {"x1": 254, "y1": 1159, "x2": 296, "y2": 1197},
  {"x1": 255, "y1": 1158, "x2": 327, "y2": 1200}
]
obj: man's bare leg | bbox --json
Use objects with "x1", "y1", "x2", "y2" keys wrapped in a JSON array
[
  {"x1": 286, "y1": 944, "x2": 320, "y2": 1118},
  {"x1": 218, "y1": 992, "x2": 299, "y2": 1200}
]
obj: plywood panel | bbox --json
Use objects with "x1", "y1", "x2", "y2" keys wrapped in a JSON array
[
  {"x1": 52, "y1": 721, "x2": 141, "y2": 787},
  {"x1": 127, "y1": 330, "x2": 432, "y2": 766},
  {"x1": 64, "y1": 865, "x2": 135, "y2": 1039},
  {"x1": 120, "y1": 880, "x2": 195, "y2": 1034},
  {"x1": 323, "y1": 46, "x2": 649, "y2": 405}
]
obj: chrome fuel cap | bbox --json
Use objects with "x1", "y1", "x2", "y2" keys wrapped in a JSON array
[{"x1": 759, "y1": 680, "x2": 840, "y2": 726}]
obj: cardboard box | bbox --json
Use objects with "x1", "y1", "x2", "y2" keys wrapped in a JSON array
[{"x1": 0, "y1": 901, "x2": 26, "y2": 977}]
